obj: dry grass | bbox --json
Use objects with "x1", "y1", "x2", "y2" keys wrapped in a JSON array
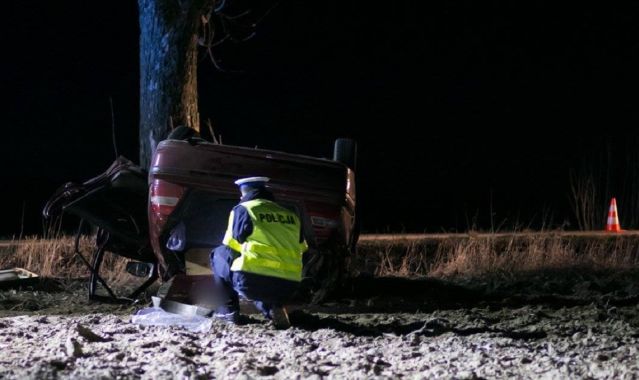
[
  {"x1": 4, "y1": 233, "x2": 639, "y2": 288},
  {"x1": 357, "y1": 233, "x2": 639, "y2": 279},
  {"x1": 0, "y1": 236, "x2": 131, "y2": 285}
]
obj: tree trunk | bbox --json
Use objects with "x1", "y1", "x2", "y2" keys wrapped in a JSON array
[{"x1": 138, "y1": 0, "x2": 211, "y2": 168}]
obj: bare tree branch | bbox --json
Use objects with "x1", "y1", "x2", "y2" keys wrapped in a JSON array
[
  {"x1": 206, "y1": 118, "x2": 222, "y2": 144},
  {"x1": 195, "y1": 0, "x2": 280, "y2": 71}
]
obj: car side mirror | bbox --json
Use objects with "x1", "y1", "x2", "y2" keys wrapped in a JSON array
[{"x1": 126, "y1": 262, "x2": 153, "y2": 277}]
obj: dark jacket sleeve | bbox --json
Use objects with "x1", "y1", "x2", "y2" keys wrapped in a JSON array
[{"x1": 232, "y1": 205, "x2": 253, "y2": 243}]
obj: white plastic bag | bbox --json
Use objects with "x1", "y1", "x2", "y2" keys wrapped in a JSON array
[{"x1": 131, "y1": 307, "x2": 212, "y2": 333}]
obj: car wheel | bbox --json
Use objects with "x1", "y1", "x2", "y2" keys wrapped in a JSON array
[
  {"x1": 167, "y1": 125, "x2": 199, "y2": 140},
  {"x1": 333, "y1": 138, "x2": 357, "y2": 170}
]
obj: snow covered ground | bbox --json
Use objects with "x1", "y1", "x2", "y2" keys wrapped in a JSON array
[{"x1": 1, "y1": 272, "x2": 638, "y2": 379}]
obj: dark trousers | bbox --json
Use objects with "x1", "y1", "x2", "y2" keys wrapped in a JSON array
[{"x1": 210, "y1": 245, "x2": 300, "y2": 316}]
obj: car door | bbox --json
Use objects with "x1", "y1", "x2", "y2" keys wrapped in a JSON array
[{"x1": 44, "y1": 157, "x2": 155, "y2": 262}]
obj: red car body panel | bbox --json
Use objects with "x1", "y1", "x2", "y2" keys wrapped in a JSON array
[
  {"x1": 148, "y1": 139, "x2": 356, "y2": 280},
  {"x1": 43, "y1": 136, "x2": 357, "y2": 305}
]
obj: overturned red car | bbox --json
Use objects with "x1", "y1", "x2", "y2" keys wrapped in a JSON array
[{"x1": 44, "y1": 129, "x2": 358, "y2": 306}]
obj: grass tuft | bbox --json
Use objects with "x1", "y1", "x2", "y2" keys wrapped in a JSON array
[
  {"x1": 0, "y1": 235, "x2": 131, "y2": 285},
  {"x1": 357, "y1": 232, "x2": 639, "y2": 280}
]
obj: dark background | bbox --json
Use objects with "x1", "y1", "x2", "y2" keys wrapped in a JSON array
[{"x1": 2, "y1": 1, "x2": 639, "y2": 236}]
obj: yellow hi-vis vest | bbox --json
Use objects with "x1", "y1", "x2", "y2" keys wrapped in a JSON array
[{"x1": 222, "y1": 199, "x2": 308, "y2": 282}]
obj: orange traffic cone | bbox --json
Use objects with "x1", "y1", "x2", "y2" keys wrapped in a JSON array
[{"x1": 606, "y1": 197, "x2": 622, "y2": 232}]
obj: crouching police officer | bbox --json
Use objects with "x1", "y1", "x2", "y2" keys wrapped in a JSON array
[{"x1": 210, "y1": 176, "x2": 308, "y2": 329}]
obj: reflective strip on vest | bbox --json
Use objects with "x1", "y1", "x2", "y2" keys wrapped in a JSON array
[
  {"x1": 231, "y1": 243, "x2": 303, "y2": 281},
  {"x1": 223, "y1": 236, "x2": 243, "y2": 253},
  {"x1": 222, "y1": 210, "x2": 243, "y2": 252},
  {"x1": 224, "y1": 199, "x2": 306, "y2": 282}
]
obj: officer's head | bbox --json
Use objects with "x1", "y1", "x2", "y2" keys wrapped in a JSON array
[{"x1": 234, "y1": 176, "x2": 270, "y2": 198}]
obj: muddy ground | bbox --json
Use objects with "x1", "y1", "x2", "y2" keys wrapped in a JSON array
[{"x1": 1, "y1": 270, "x2": 639, "y2": 379}]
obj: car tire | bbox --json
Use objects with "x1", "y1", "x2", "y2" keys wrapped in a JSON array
[
  {"x1": 167, "y1": 125, "x2": 199, "y2": 140},
  {"x1": 333, "y1": 138, "x2": 357, "y2": 170}
]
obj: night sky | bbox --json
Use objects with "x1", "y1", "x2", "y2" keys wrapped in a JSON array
[{"x1": 2, "y1": 1, "x2": 639, "y2": 236}]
